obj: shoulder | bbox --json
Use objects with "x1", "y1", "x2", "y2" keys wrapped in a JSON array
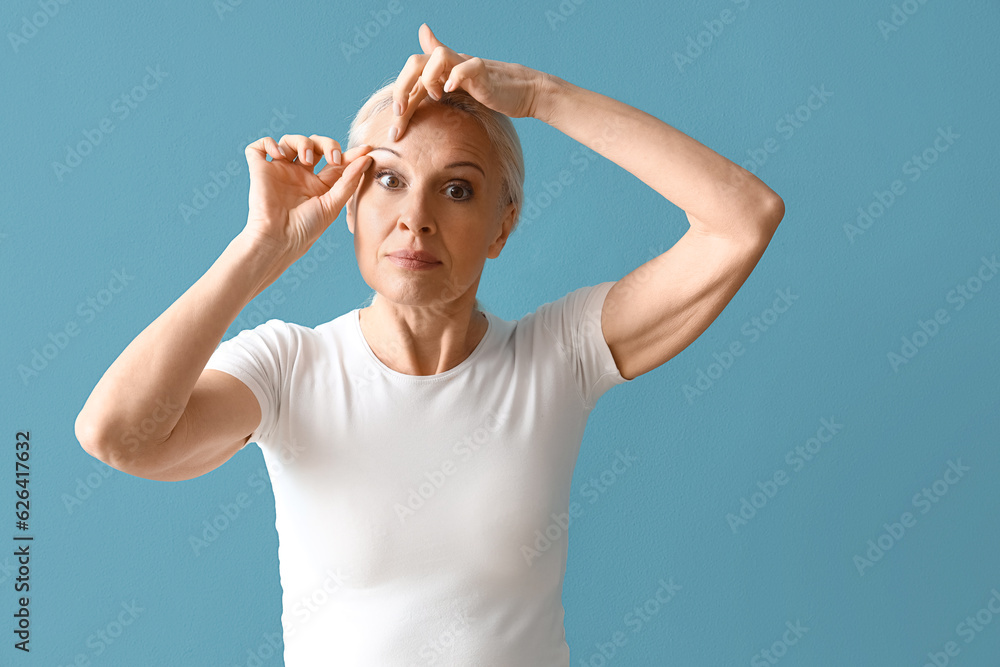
[
  {"x1": 222, "y1": 318, "x2": 325, "y2": 355},
  {"x1": 518, "y1": 282, "x2": 615, "y2": 331}
]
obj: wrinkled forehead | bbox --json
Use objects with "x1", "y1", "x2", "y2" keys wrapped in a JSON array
[{"x1": 362, "y1": 101, "x2": 494, "y2": 166}]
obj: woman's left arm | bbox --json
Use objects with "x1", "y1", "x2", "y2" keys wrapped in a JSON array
[
  {"x1": 530, "y1": 72, "x2": 784, "y2": 240},
  {"x1": 529, "y1": 72, "x2": 785, "y2": 382}
]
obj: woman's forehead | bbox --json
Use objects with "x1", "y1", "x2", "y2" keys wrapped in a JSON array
[
  {"x1": 366, "y1": 126, "x2": 492, "y2": 176},
  {"x1": 368, "y1": 143, "x2": 486, "y2": 174},
  {"x1": 367, "y1": 103, "x2": 491, "y2": 155}
]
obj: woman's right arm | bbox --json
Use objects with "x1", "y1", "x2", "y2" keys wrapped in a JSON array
[
  {"x1": 74, "y1": 229, "x2": 282, "y2": 480},
  {"x1": 75, "y1": 135, "x2": 373, "y2": 481}
]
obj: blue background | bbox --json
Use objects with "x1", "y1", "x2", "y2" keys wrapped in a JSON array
[{"x1": 2, "y1": 0, "x2": 998, "y2": 664}]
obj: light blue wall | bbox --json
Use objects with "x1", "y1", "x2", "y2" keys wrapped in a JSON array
[{"x1": 2, "y1": 0, "x2": 998, "y2": 664}]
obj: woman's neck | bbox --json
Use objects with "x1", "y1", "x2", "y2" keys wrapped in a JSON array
[{"x1": 358, "y1": 301, "x2": 487, "y2": 376}]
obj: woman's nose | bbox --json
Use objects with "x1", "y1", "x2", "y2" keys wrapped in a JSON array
[{"x1": 395, "y1": 191, "x2": 436, "y2": 233}]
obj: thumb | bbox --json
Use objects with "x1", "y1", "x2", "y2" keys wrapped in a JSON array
[{"x1": 316, "y1": 155, "x2": 372, "y2": 223}]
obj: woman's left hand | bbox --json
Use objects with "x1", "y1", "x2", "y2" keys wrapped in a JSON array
[{"x1": 388, "y1": 23, "x2": 550, "y2": 141}]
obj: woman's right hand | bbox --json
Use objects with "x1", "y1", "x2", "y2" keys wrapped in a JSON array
[{"x1": 242, "y1": 134, "x2": 374, "y2": 259}]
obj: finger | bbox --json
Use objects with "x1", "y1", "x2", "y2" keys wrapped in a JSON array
[
  {"x1": 342, "y1": 143, "x2": 374, "y2": 162},
  {"x1": 316, "y1": 153, "x2": 374, "y2": 222},
  {"x1": 391, "y1": 80, "x2": 428, "y2": 143},
  {"x1": 393, "y1": 52, "x2": 430, "y2": 118},
  {"x1": 418, "y1": 23, "x2": 448, "y2": 55},
  {"x1": 421, "y1": 45, "x2": 456, "y2": 101},
  {"x1": 277, "y1": 134, "x2": 318, "y2": 166},
  {"x1": 443, "y1": 56, "x2": 485, "y2": 95},
  {"x1": 308, "y1": 135, "x2": 343, "y2": 167},
  {"x1": 245, "y1": 137, "x2": 288, "y2": 167},
  {"x1": 315, "y1": 144, "x2": 373, "y2": 180}
]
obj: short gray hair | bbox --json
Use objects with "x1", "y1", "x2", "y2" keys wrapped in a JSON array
[{"x1": 347, "y1": 76, "x2": 525, "y2": 313}]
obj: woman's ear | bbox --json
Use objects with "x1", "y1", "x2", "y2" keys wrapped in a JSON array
[{"x1": 487, "y1": 201, "x2": 517, "y2": 259}]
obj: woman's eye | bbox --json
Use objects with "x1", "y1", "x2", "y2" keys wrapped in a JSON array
[
  {"x1": 375, "y1": 171, "x2": 400, "y2": 188},
  {"x1": 446, "y1": 184, "x2": 472, "y2": 200},
  {"x1": 374, "y1": 170, "x2": 472, "y2": 201}
]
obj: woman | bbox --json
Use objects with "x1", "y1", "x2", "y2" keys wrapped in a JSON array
[{"x1": 75, "y1": 22, "x2": 784, "y2": 666}]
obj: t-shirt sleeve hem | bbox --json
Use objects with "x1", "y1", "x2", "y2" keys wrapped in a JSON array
[
  {"x1": 581, "y1": 281, "x2": 634, "y2": 410},
  {"x1": 202, "y1": 359, "x2": 271, "y2": 448}
]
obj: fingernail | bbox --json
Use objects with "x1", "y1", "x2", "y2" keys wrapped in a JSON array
[
  {"x1": 305, "y1": 148, "x2": 314, "y2": 164},
  {"x1": 278, "y1": 146, "x2": 286, "y2": 157},
  {"x1": 393, "y1": 100, "x2": 401, "y2": 117},
  {"x1": 427, "y1": 89, "x2": 439, "y2": 101},
  {"x1": 388, "y1": 126, "x2": 398, "y2": 142},
  {"x1": 443, "y1": 79, "x2": 454, "y2": 93},
  {"x1": 332, "y1": 149, "x2": 342, "y2": 165}
]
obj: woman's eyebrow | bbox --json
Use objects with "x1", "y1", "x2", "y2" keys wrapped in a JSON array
[{"x1": 369, "y1": 146, "x2": 485, "y2": 178}]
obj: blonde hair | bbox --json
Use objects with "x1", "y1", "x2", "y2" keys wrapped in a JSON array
[{"x1": 347, "y1": 76, "x2": 526, "y2": 313}]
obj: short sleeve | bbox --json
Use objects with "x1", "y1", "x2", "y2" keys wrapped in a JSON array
[
  {"x1": 203, "y1": 318, "x2": 288, "y2": 449},
  {"x1": 534, "y1": 281, "x2": 632, "y2": 410}
]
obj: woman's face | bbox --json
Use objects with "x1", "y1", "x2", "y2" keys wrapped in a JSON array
[{"x1": 346, "y1": 100, "x2": 516, "y2": 313}]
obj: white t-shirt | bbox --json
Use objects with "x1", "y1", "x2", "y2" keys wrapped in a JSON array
[{"x1": 204, "y1": 280, "x2": 631, "y2": 666}]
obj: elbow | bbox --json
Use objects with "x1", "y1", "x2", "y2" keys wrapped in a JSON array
[
  {"x1": 760, "y1": 194, "x2": 785, "y2": 228},
  {"x1": 75, "y1": 416, "x2": 131, "y2": 473},
  {"x1": 749, "y1": 194, "x2": 784, "y2": 242},
  {"x1": 75, "y1": 413, "x2": 103, "y2": 458},
  {"x1": 75, "y1": 417, "x2": 112, "y2": 466},
  {"x1": 76, "y1": 413, "x2": 180, "y2": 480}
]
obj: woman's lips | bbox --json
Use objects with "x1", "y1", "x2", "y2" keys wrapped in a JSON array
[{"x1": 387, "y1": 255, "x2": 441, "y2": 270}]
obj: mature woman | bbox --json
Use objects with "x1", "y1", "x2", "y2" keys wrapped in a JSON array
[{"x1": 75, "y1": 23, "x2": 783, "y2": 666}]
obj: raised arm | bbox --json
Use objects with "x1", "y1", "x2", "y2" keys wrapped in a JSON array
[
  {"x1": 531, "y1": 74, "x2": 785, "y2": 380},
  {"x1": 385, "y1": 23, "x2": 785, "y2": 382},
  {"x1": 74, "y1": 229, "x2": 277, "y2": 478},
  {"x1": 75, "y1": 137, "x2": 374, "y2": 480}
]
